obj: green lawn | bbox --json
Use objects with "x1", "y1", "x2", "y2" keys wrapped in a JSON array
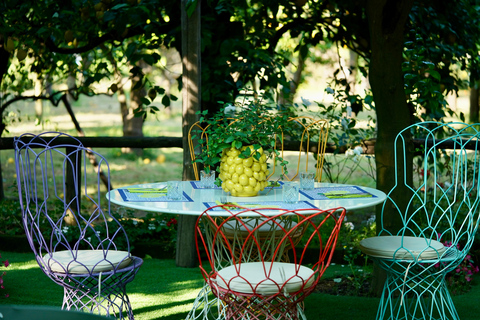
[{"x1": 0, "y1": 251, "x2": 479, "y2": 320}]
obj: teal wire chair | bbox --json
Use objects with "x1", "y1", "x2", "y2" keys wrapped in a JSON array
[{"x1": 359, "y1": 122, "x2": 480, "y2": 320}]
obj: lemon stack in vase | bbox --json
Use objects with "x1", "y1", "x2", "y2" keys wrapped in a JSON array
[{"x1": 218, "y1": 146, "x2": 269, "y2": 197}]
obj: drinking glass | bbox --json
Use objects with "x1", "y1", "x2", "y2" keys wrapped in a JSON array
[
  {"x1": 200, "y1": 170, "x2": 216, "y2": 188},
  {"x1": 167, "y1": 181, "x2": 183, "y2": 200},
  {"x1": 283, "y1": 182, "x2": 299, "y2": 204},
  {"x1": 300, "y1": 172, "x2": 315, "y2": 190}
]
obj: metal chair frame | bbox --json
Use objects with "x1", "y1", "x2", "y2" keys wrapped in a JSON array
[
  {"x1": 188, "y1": 117, "x2": 329, "y2": 182},
  {"x1": 360, "y1": 122, "x2": 480, "y2": 320},
  {"x1": 191, "y1": 205, "x2": 346, "y2": 320},
  {"x1": 14, "y1": 132, "x2": 143, "y2": 320}
]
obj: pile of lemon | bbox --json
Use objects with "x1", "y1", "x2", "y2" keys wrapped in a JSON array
[{"x1": 218, "y1": 146, "x2": 269, "y2": 197}]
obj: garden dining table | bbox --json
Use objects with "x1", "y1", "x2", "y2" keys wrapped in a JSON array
[
  {"x1": 107, "y1": 181, "x2": 386, "y2": 320},
  {"x1": 106, "y1": 180, "x2": 386, "y2": 216}
]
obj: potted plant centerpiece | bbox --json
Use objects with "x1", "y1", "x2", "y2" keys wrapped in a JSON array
[{"x1": 194, "y1": 100, "x2": 290, "y2": 197}]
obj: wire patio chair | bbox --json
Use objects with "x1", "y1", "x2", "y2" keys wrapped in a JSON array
[
  {"x1": 14, "y1": 132, "x2": 143, "y2": 320},
  {"x1": 359, "y1": 122, "x2": 480, "y2": 320}
]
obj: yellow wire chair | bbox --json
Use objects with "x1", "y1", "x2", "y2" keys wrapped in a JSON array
[
  {"x1": 188, "y1": 119, "x2": 236, "y2": 181},
  {"x1": 188, "y1": 117, "x2": 329, "y2": 182},
  {"x1": 279, "y1": 117, "x2": 330, "y2": 182}
]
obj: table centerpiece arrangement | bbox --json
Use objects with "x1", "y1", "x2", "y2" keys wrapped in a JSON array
[{"x1": 193, "y1": 100, "x2": 291, "y2": 197}]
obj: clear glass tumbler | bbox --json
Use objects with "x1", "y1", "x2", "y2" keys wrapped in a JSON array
[
  {"x1": 167, "y1": 181, "x2": 183, "y2": 200},
  {"x1": 283, "y1": 182, "x2": 299, "y2": 204},
  {"x1": 200, "y1": 170, "x2": 216, "y2": 188},
  {"x1": 300, "y1": 172, "x2": 315, "y2": 190}
]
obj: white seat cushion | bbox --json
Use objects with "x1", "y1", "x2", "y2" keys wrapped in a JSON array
[
  {"x1": 215, "y1": 262, "x2": 315, "y2": 295},
  {"x1": 222, "y1": 218, "x2": 296, "y2": 237},
  {"x1": 359, "y1": 236, "x2": 446, "y2": 260},
  {"x1": 43, "y1": 250, "x2": 132, "y2": 274}
]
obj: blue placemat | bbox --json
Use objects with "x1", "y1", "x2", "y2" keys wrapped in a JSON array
[
  {"x1": 118, "y1": 189, "x2": 193, "y2": 202},
  {"x1": 300, "y1": 186, "x2": 376, "y2": 200},
  {"x1": 190, "y1": 181, "x2": 222, "y2": 189},
  {"x1": 203, "y1": 200, "x2": 317, "y2": 211}
]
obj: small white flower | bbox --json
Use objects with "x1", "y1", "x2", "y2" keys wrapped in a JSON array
[
  {"x1": 344, "y1": 222, "x2": 354, "y2": 231},
  {"x1": 354, "y1": 146, "x2": 363, "y2": 155},
  {"x1": 148, "y1": 223, "x2": 155, "y2": 231},
  {"x1": 333, "y1": 278, "x2": 342, "y2": 283},
  {"x1": 132, "y1": 220, "x2": 138, "y2": 226},
  {"x1": 62, "y1": 226, "x2": 69, "y2": 234},
  {"x1": 224, "y1": 103, "x2": 236, "y2": 116},
  {"x1": 345, "y1": 149, "x2": 355, "y2": 157},
  {"x1": 367, "y1": 215, "x2": 376, "y2": 225}
]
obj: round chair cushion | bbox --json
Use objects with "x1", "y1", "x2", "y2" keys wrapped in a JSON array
[
  {"x1": 359, "y1": 235, "x2": 446, "y2": 260},
  {"x1": 43, "y1": 250, "x2": 132, "y2": 274},
  {"x1": 215, "y1": 261, "x2": 315, "y2": 295},
  {"x1": 221, "y1": 218, "x2": 296, "y2": 238}
]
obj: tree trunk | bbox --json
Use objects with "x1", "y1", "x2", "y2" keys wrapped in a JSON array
[
  {"x1": 366, "y1": 0, "x2": 414, "y2": 296},
  {"x1": 0, "y1": 46, "x2": 10, "y2": 199},
  {"x1": 35, "y1": 75, "x2": 43, "y2": 122},
  {"x1": 122, "y1": 61, "x2": 146, "y2": 156},
  {"x1": 177, "y1": 0, "x2": 201, "y2": 268},
  {"x1": 469, "y1": 78, "x2": 479, "y2": 123}
]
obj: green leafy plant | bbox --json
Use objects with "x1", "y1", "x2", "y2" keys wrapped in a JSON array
[
  {"x1": 340, "y1": 216, "x2": 376, "y2": 296},
  {"x1": 0, "y1": 199, "x2": 178, "y2": 256},
  {"x1": 0, "y1": 199, "x2": 23, "y2": 236},
  {"x1": 193, "y1": 99, "x2": 292, "y2": 177}
]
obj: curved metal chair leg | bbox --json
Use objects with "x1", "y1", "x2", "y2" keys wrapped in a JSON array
[
  {"x1": 186, "y1": 283, "x2": 227, "y2": 320},
  {"x1": 61, "y1": 271, "x2": 138, "y2": 320},
  {"x1": 375, "y1": 260, "x2": 459, "y2": 320}
]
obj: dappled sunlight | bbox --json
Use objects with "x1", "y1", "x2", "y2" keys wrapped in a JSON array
[
  {"x1": 129, "y1": 278, "x2": 204, "y2": 319},
  {"x1": 130, "y1": 289, "x2": 200, "y2": 318},
  {"x1": 109, "y1": 163, "x2": 128, "y2": 171},
  {"x1": 6, "y1": 260, "x2": 39, "y2": 271}
]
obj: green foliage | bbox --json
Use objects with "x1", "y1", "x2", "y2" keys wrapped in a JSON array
[
  {"x1": 0, "y1": 199, "x2": 23, "y2": 236},
  {"x1": 0, "y1": 199, "x2": 177, "y2": 254},
  {"x1": 0, "y1": 0, "x2": 181, "y2": 134},
  {"x1": 304, "y1": 76, "x2": 376, "y2": 184},
  {"x1": 192, "y1": 98, "x2": 291, "y2": 175}
]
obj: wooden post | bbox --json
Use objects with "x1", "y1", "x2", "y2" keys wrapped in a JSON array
[{"x1": 177, "y1": 0, "x2": 201, "y2": 268}]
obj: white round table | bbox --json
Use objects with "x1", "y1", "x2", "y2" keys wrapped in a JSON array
[{"x1": 107, "y1": 181, "x2": 386, "y2": 216}]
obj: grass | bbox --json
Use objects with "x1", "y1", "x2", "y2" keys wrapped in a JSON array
[{"x1": 1, "y1": 251, "x2": 480, "y2": 320}]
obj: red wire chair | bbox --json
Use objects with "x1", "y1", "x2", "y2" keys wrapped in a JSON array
[{"x1": 195, "y1": 205, "x2": 346, "y2": 320}]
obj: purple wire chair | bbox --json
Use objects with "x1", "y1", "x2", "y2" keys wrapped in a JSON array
[{"x1": 14, "y1": 132, "x2": 143, "y2": 319}]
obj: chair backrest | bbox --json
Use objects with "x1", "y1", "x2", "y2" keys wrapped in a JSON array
[
  {"x1": 279, "y1": 117, "x2": 329, "y2": 182},
  {"x1": 14, "y1": 132, "x2": 131, "y2": 268},
  {"x1": 188, "y1": 120, "x2": 210, "y2": 181},
  {"x1": 195, "y1": 205, "x2": 346, "y2": 288},
  {"x1": 188, "y1": 116, "x2": 329, "y2": 181},
  {"x1": 380, "y1": 122, "x2": 480, "y2": 254}
]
